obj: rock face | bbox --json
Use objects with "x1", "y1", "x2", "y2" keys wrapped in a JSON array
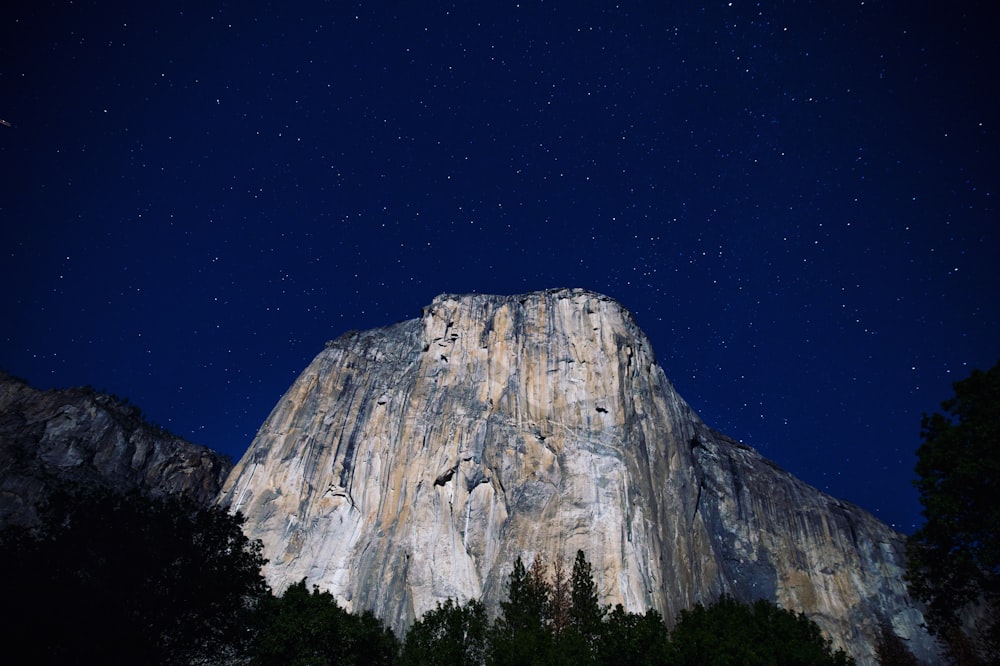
[
  {"x1": 0, "y1": 373, "x2": 231, "y2": 527},
  {"x1": 220, "y1": 289, "x2": 938, "y2": 664}
]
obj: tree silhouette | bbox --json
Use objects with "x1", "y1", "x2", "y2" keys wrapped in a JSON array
[
  {"x1": 253, "y1": 579, "x2": 399, "y2": 666},
  {"x1": 569, "y1": 549, "x2": 605, "y2": 648},
  {"x1": 597, "y1": 605, "x2": 670, "y2": 666},
  {"x1": 400, "y1": 598, "x2": 488, "y2": 666},
  {"x1": 490, "y1": 555, "x2": 554, "y2": 664},
  {"x1": 667, "y1": 595, "x2": 854, "y2": 666},
  {"x1": 906, "y1": 360, "x2": 1000, "y2": 661},
  {"x1": 0, "y1": 487, "x2": 269, "y2": 665},
  {"x1": 874, "y1": 623, "x2": 920, "y2": 665}
]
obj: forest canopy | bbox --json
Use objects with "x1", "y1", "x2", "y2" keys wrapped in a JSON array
[{"x1": 0, "y1": 491, "x2": 860, "y2": 666}]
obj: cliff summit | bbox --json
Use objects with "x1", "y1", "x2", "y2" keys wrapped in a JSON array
[{"x1": 219, "y1": 289, "x2": 938, "y2": 664}]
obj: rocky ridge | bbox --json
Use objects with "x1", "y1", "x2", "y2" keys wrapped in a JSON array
[
  {"x1": 0, "y1": 372, "x2": 231, "y2": 527},
  {"x1": 220, "y1": 288, "x2": 937, "y2": 664}
]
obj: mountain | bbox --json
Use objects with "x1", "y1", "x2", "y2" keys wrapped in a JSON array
[
  {"x1": 219, "y1": 288, "x2": 937, "y2": 663},
  {"x1": 0, "y1": 372, "x2": 231, "y2": 527}
]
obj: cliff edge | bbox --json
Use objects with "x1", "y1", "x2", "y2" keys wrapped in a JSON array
[{"x1": 220, "y1": 288, "x2": 938, "y2": 664}]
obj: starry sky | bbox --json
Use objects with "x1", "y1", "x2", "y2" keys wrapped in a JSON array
[{"x1": 2, "y1": 1, "x2": 997, "y2": 533}]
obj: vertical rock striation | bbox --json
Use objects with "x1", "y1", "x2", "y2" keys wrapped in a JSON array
[{"x1": 220, "y1": 288, "x2": 938, "y2": 663}]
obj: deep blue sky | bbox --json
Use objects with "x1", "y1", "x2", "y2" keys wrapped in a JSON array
[{"x1": 2, "y1": 1, "x2": 996, "y2": 533}]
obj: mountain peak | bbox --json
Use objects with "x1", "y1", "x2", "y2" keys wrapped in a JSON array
[{"x1": 220, "y1": 291, "x2": 939, "y2": 664}]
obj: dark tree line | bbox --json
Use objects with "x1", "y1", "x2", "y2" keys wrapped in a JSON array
[
  {"x1": 6, "y1": 362, "x2": 997, "y2": 664},
  {"x1": 905, "y1": 360, "x2": 1000, "y2": 664},
  {"x1": 253, "y1": 580, "x2": 399, "y2": 665},
  {"x1": 402, "y1": 550, "x2": 853, "y2": 666},
  {"x1": 0, "y1": 488, "x2": 269, "y2": 664},
  {"x1": 0, "y1": 486, "x2": 857, "y2": 665}
]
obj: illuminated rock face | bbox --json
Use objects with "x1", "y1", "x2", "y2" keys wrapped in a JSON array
[{"x1": 220, "y1": 289, "x2": 938, "y2": 664}]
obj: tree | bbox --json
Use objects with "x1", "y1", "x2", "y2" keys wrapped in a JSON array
[
  {"x1": 597, "y1": 605, "x2": 670, "y2": 666},
  {"x1": 906, "y1": 360, "x2": 1000, "y2": 659},
  {"x1": 342, "y1": 609, "x2": 401, "y2": 666},
  {"x1": 667, "y1": 596, "x2": 854, "y2": 666},
  {"x1": 550, "y1": 555, "x2": 572, "y2": 635},
  {"x1": 874, "y1": 623, "x2": 920, "y2": 666},
  {"x1": 490, "y1": 555, "x2": 554, "y2": 665},
  {"x1": 542, "y1": 549, "x2": 604, "y2": 665},
  {"x1": 253, "y1": 579, "x2": 399, "y2": 665},
  {"x1": 0, "y1": 486, "x2": 270, "y2": 664},
  {"x1": 401, "y1": 598, "x2": 489, "y2": 666},
  {"x1": 253, "y1": 580, "x2": 346, "y2": 666},
  {"x1": 569, "y1": 549, "x2": 605, "y2": 646}
]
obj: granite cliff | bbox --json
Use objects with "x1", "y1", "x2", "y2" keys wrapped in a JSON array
[
  {"x1": 219, "y1": 289, "x2": 938, "y2": 664},
  {"x1": 0, "y1": 372, "x2": 231, "y2": 527}
]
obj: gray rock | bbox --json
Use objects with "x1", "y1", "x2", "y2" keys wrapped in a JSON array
[
  {"x1": 219, "y1": 288, "x2": 940, "y2": 664},
  {"x1": 0, "y1": 373, "x2": 231, "y2": 527}
]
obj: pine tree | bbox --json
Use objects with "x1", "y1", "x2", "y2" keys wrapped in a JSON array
[
  {"x1": 906, "y1": 360, "x2": 1000, "y2": 660},
  {"x1": 551, "y1": 556, "x2": 572, "y2": 635},
  {"x1": 874, "y1": 623, "x2": 920, "y2": 666},
  {"x1": 490, "y1": 556, "x2": 553, "y2": 665},
  {"x1": 401, "y1": 598, "x2": 488, "y2": 666},
  {"x1": 570, "y1": 549, "x2": 605, "y2": 648}
]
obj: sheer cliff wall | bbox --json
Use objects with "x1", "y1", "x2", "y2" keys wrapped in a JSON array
[{"x1": 220, "y1": 289, "x2": 938, "y2": 664}]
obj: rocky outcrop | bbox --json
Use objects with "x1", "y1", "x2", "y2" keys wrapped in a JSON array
[
  {"x1": 220, "y1": 288, "x2": 939, "y2": 664},
  {"x1": 0, "y1": 373, "x2": 231, "y2": 527}
]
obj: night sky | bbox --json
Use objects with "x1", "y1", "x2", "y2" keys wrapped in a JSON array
[{"x1": 2, "y1": 1, "x2": 997, "y2": 533}]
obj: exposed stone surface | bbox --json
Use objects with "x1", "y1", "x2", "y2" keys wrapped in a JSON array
[
  {"x1": 0, "y1": 372, "x2": 231, "y2": 526},
  {"x1": 220, "y1": 288, "x2": 939, "y2": 664}
]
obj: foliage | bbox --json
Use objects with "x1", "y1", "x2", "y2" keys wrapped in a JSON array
[
  {"x1": 0, "y1": 485, "x2": 865, "y2": 666},
  {"x1": 0, "y1": 486, "x2": 269, "y2": 665},
  {"x1": 482, "y1": 550, "x2": 672, "y2": 665},
  {"x1": 489, "y1": 555, "x2": 557, "y2": 664},
  {"x1": 597, "y1": 605, "x2": 671, "y2": 666},
  {"x1": 253, "y1": 579, "x2": 399, "y2": 666},
  {"x1": 906, "y1": 360, "x2": 1000, "y2": 658},
  {"x1": 400, "y1": 598, "x2": 489, "y2": 666},
  {"x1": 874, "y1": 623, "x2": 920, "y2": 666},
  {"x1": 667, "y1": 595, "x2": 855, "y2": 666},
  {"x1": 481, "y1": 552, "x2": 847, "y2": 665},
  {"x1": 555, "y1": 549, "x2": 609, "y2": 665},
  {"x1": 550, "y1": 555, "x2": 572, "y2": 635},
  {"x1": 569, "y1": 549, "x2": 605, "y2": 648}
]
